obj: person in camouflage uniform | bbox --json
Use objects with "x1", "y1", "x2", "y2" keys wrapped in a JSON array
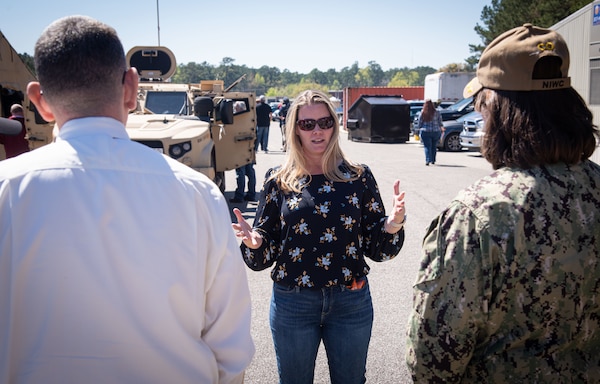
[{"x1": 407, "y1": 24, "x2": 600, "y2": 383}]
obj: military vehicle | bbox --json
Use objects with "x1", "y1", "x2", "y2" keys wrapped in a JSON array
[
  {"x1": 125, "y1": 46, "x2": 256, "y2": 192},
  {"x1": 0, "y1": 30, "x2": 54, "y2": 160}
]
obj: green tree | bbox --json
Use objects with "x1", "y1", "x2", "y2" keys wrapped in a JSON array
[
  {"x1": 172, "y1": 61, "x2": 215, "y2": 83},
  {"x1": 253, "y1": 73, "x2": 267, "y2": 96},
  {"x1": 338, "y1": 62, "x2": 361, "y2": 88},
  {"x1": 388, "y1": 70, "x2": 420, "y2": 87},
  {"x1": 18, "y1": 53, "x2": 35, "y2": 75},
  {"x1": 305, "y1": 68, "x2": 328, "y2": 86},
  {"x1": 439, "y1": 63, "x2": 474, "y2": 73},
  {"x1": 352, "y1": 61, "x2": 386, "y2": 87},
  {"x1": 471, "y1": 0, "x2": 591, "y2": 60},
  {"x1": 218, "y1": 57, "x2": 235, "y2": 86},
  {"x1": 367, "y1": 61, "x2": 385, "y2": 86},
  {"x1": 255, "y1": 65, "x2": 281, "y2": 88}
]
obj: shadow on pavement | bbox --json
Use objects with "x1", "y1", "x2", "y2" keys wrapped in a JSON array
[{"x1": 225, "y1": 191, "x2": 258, "y2": 223}]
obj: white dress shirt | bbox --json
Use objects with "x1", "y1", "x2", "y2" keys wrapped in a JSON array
[{"x1": 0, "y1": 117, "x2": 254, "y2": 383}]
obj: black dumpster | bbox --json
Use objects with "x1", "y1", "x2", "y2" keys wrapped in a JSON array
[{"x1": 346, "y1": 96, "x2": 410, "y2": 143}]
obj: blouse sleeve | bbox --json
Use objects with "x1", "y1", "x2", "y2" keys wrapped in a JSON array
[
  {"x1": 360, "y1": 166, "x2": 405, "y2": 262},
  {"x1": 240, "y1": 168, "x2": 282, "y2": 271}
]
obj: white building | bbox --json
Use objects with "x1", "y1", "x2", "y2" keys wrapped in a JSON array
[{"x1": 552, "y1": 0, "x2": 600, "y2": 163}]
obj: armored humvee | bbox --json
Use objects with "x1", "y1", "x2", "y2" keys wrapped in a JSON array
[
  {"x1": 125, "y1": 46, "x2": 256, "y2": 192},
  {"x1": 0, "y1": 30, "x2": 54, "y2": 160}
]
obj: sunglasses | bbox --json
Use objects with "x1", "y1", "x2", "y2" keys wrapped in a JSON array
[{"x1": 296, "y1": 116, "x2": 335, "y2": 131}]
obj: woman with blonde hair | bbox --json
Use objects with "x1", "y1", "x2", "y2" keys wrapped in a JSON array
[{"x1": 232, "y1": 89, "x2": 406, "y2": 384}]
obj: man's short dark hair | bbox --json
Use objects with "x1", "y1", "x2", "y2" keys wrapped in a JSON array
[{"x1": 34, "y1": 15, "x2": 126, "y2": 104}]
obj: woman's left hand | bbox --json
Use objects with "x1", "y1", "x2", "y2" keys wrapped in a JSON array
[{"x1": 386, "y1": 179, "x2": 406, "y2": 233}]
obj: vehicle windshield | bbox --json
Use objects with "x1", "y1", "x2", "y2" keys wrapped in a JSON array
[
  {"x1": 445, "y1": 96, "x2": 473, "y2": 112},
  {"x1": 145, "y1": 91, "x2": 188, "y2": 114}
]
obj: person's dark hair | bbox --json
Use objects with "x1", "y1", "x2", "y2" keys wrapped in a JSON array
[
  {"x1": 420, "y1": 99, "x2": 436, "y2": 122},
  {"x1": 34, "y1": 15, "x2": 126, "y2": 107},
  {"x1": 477, "y1": 87, "x2": 598, "y2": 169},
  {"x1": 476, "y1": 55, "x2": 599, "y2": 170}
]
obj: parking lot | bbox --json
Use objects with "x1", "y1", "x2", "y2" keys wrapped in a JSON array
[{"x1": 225, "y1": 121, "x2": 492, "y2": 383}]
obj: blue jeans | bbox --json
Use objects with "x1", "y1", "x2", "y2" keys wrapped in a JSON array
[
  {"x1": 270, "y1": 278, "x2": 373, "y2": 384},
  {"x1": 420, "y1": 129, "x2": 442, "y2": 164},
  {"x1": 256, "y1": 125, "x2": 270, "y2": 151},
  {"x1": 234, "y1": 163, "x2": 256, "y2": 200}
]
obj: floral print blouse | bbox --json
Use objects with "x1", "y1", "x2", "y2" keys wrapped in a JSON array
[{"x1": 241, "y1": 163, "x2": 404, "y2": 289}]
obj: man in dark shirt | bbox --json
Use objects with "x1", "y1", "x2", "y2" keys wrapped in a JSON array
[{"x1": 255, "y1": 95, "x2": 272, "y2": 153}]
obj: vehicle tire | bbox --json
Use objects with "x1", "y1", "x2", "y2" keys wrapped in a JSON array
[{"x1": 443, "y1": 132, "x2": 462, "y2": 152}]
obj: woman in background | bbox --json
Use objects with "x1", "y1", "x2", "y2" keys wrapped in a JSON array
[{"x1": 417, "y1": 99, "x2": 444, "y2": 165}]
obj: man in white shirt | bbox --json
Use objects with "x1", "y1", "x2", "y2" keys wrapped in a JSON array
[{"x1": 0, "y1": 15, "x2": 254, "y2": 383}]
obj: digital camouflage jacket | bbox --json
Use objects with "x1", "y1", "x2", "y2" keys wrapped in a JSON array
[{"x1": 407, "y1": 161, "x2": 600, "y2": 383}]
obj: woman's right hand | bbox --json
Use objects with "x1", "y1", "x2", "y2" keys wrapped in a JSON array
[{"x1": 231, "y1": 208, "x2": 264, "y2": 249}]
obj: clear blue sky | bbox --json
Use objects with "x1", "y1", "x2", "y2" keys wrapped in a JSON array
[{"x1": 2, "y1": 0, "x2": 490, "y2": 73}]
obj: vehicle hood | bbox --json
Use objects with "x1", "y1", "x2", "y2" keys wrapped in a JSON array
[{"x1": 126, "y1": 114, "x2": 210, "y2": 140}]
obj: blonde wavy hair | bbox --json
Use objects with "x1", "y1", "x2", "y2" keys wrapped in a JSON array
[{"x1": 271, "y1": 90, "x2": 364, "y2": 193}]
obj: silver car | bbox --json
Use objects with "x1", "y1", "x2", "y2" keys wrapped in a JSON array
[{"x1": 459, "y1": 111, "x2": 484, "y2": 151}]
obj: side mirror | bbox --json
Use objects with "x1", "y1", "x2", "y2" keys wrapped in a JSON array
[{"x1": 219, "y1": 99, "x2": 234, "y2": 125}]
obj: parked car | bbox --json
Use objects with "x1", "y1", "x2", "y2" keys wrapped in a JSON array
[
  {"x1": 438, "y1": 101, "x2": 455, "y2": 109},
  {"x1": 438, "y1": 120, "x2": 463, "y2": 152},
  {"x1": 411, "y1": 100, "x2": 465, "y2": 136},
  {"x1": 269, "y1": 102, "x2": 281, "y2": 121},
  {"x1": 413, "y1": 97, "x2": 473, "y2": 126},
  {"x1": 408, "y1": 100, "x2": 425, "y2": 130},
  {"x1": 438, "y1": 109, "x2": 481, "y2": 152},
  {"x1": 459, "y1": 111, "x2": 485, "y2": 151},
  {"x1": 439, "y1": 97, "x2": 474, "y2": 121},
  {"x1": 409, "y1": 101, "x2": 424, "y2": 136}
]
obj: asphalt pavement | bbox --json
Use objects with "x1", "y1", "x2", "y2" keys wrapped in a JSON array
[{"x1": 225, "y1": 122, "x2": 492, "y2": 383}]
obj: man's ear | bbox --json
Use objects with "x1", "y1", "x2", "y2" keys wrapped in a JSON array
[
  {"x1": 27, "y1": 82, "x2": 55, "y2": 122},
  {"x1": 123, "y1": 67, "x2": 139, "y2": 112}
]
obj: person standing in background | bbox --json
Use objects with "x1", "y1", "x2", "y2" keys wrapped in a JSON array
[
  {"x1": 417, "y1": 99, "x2": 444, "y2": 166},
  {"x1": 0, "y1": 15, "x2": 254, "y2": 383},
  {"x1": 0, "y1": 103, "x2": 29, "y2": 159},
  {"x1": 230, "y1": 161, "x2": 257, "y2": 203},
  {"x1": 278, "y1": 96, "x2": 290, "y2": 151},
  {"x1": 255, "y1": 95, "x2": 272, "y2": 153},
  {"x1": 407, "y1": 24, "x2": 600, "y2": 382}
]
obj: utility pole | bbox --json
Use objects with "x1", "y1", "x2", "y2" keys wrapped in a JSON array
[{"x1": 156, "y1": 0, "x2": 161, "y2": 46}]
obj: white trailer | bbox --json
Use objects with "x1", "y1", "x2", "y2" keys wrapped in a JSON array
[{"x1": 424, "y1": 72, "x2": 476, "y2": 103}]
